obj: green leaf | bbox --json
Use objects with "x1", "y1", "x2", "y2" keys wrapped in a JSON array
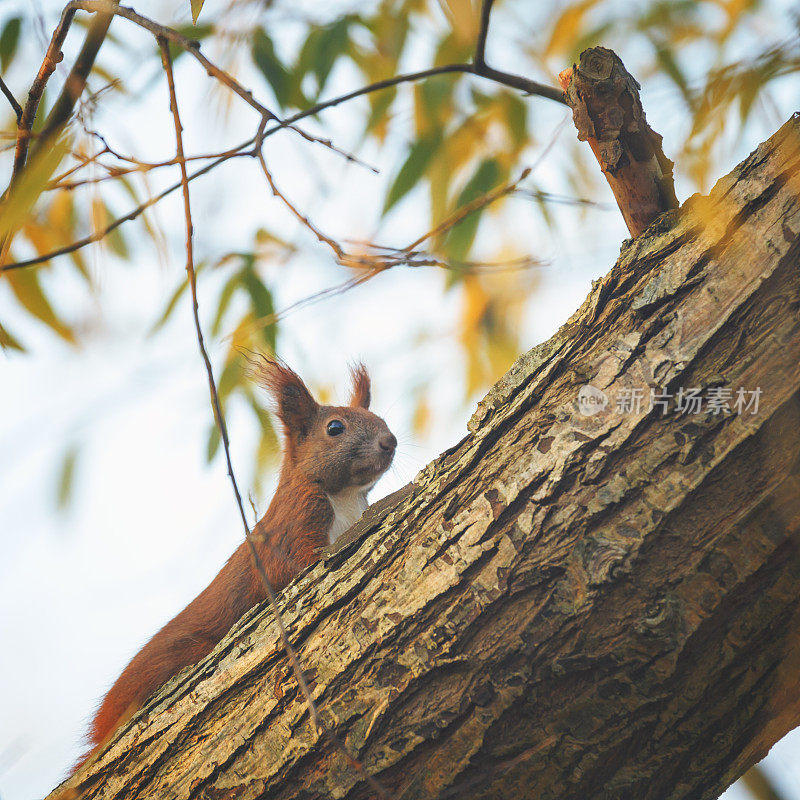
[
  {"x1": 297, "y1": 28, "x2": 323, "y2": 79},
  {"x1": 528, "y1": 181, "x2": 555, "y2": 229},
  {"x1": 418, "y1": 74, "x2": 455, "y2": 131},
  {"x1": 106, "y1": 224, "x2": 128, "y2": 259},
  {"x1": 100, "y1": 201, "x2": 129, "y2": 259},
  {"x1": 252, "y1": 29, "x2": 292, "y2": 109},
  {"x1": 218, "y1": 356, "x2": 242, "y2": 400},
  {"x1": 652, "y1": 39, "x2": 693, "y2": 110},
  {"x1": 56, "y1": 446, "x2": 78, "y2": 510},
  {"x1": 242, "y1": 262, "x2": 276, "y2": 350},
  {"x1": 364, "y1": 87, "x2": 396, "y2": 136},
  {"x1": 383, "y1": 133, "x2": 441, "y2": 216},
  {"x1": 150, "y1": 275, "x2": 189, "y2": 334},
  {"x1": 211, "y1": 270, "x2": 241, "y2": 336},
  {"x1": 500, "y1": 92, "x2": 529, "y2": 150},
  {"x1": 206, "y1": 423, "x2": 221, "y2": 462},
  {"x1": 251, "y1": 395, "x2": 278, "y2": 472},
  {"x1": 311, "y1": 16, "x2": 353, "y2": 94},
  {"x1": 190, "y1": 0, "x2": 204, "y2": 24},
  {"x1": 0, "y1": 16, "x2": 21, "y2": 72},
  {"x1": 444, "y1": 158, "x2": 503, "y2": 263}
]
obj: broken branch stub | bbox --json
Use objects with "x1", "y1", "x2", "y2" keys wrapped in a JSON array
[{"x1": 559, "y1": 46, "x2": 679, "y2": 237}]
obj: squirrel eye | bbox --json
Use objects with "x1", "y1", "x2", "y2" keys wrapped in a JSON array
[{"x1": 326, "y1": 419, "x2": 345, "y2": 436}]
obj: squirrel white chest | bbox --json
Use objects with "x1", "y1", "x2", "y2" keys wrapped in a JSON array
[{"x1": 326, "y1": 487, "x2": 369, "y2": 544}]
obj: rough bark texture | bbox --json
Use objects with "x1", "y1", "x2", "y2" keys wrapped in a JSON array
[
  {"x1": 53, "y1": 116, "x2": 800, "y2": 800},
  {"x1": 559, "y1": 47, "x2": 679, "y2": 236}
]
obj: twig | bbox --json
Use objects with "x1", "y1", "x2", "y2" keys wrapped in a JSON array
[
  {"x1": 158, "y1": 38, "x2": 393, "y2": 800},
  {"x1": 0, "y1": 75, "x2": 22, "y2": 122},
  {"x1": 0, "y1": 151, "x2": 537, "y2": 275},
  {"x1": 49, "y1": 145, "x2": 109, "y2": 187},
  {"x1": 474, "y1": 0, "x2": 494, "y2": 69},
  {"x1": 108, "y1": 3, "x2": 276, "y2": 120},
  {"x1": 514, "y1": 188, "x2": 613, "y2": 209},
  {"x1": 69, "y1": 0, "x2": 562, "y2": 167},
  {"x1": 268, "y1": 0, "x2": 564, "y2": 136},
  {"x1": 239, "y1": 247, "x2": 547, "y2": 339},
  {"x1": 243, "y1": 270, "x2": 381, "y2": 333}
]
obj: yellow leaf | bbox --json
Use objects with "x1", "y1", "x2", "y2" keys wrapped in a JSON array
[
  {"x1": 22, "y1": 219, "x2": 59, "y2": 255},
  {"x1": 5, "y1": 267, "x2": 76, "y2": 343},
  {"x1": 457, "y1": 257, "x2": 541, "y2": 396},
  {"x1": 412, "y1": 395, "x2": 432, "y2": 437},
  {"x1": 438, "y1": 0, "x2": 479, "y2": 45},
  {"x1": 545, "y1": 0, "x2": 599, "y2": 59},
  {"x1": 0, "y1": 135, "x2": 70, "y2": 246},
  {"x1": 190, "y1": 0, "x2": 205, "y2": 25},
  {"x1": 315, "y1": 384, "x2": 335, "y2": 405},
  {"x1": 445, "y1": 115, "x2": 491, "y2": 175},
  {"x1": 48, "y1": 189, "x2": 73, "y2": 230}
]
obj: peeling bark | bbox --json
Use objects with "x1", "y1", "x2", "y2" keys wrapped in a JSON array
[
  {"x1": 53, "y1": 116, "x2": 800, "y2": 800},
  {"x1": 559, "y1": 47, "x2": 679, "y2": 236}
]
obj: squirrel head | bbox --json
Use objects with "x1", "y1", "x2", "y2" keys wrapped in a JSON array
[{"x1": 254, "y1": 357, "x2": 396, "y2": 494}]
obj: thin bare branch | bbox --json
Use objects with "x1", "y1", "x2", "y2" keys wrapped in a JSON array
[
  {"x1": 9, "y1": 4, "x2": 78, "y2": 186},
  {"x1": 514, "y1": 188, "x2": 613, "y2": 209},
  {"x1": 127, "y1": 5, "x2": 275, "y2": 118},
  {"x1": 474, "y1": 0, "x2": 494, "y2": 68},
  {"x1": 271, "y1": 64, "x2": 475, "y2": 129},
  {"x1": 158, "y1": 37, "x2": 393, "y2": 800},
  {"x1": 237, "y1": 242, "x2": 545, "y2": 341},
  {"x1": 243, "y1": 270, "x2": 381, "y2": 333},
  {"x1": 31, "y1": 7, "x2": 115, "y2": 160},
  {"x1": 0, "y1": 75, "x2": 22, "y2": 122},
  {"x1": 257, "y1": 152, "x2": 344, "y2": 259}
]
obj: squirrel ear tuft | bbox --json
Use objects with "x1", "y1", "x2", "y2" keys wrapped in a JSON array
[
  {"x1": 349, "y1": 362, "x2": 371, "y2": 409},
  {"x1": 251, "y1": 355, "x2": 318, "y2": 437}
]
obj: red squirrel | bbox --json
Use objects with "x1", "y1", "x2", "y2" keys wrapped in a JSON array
[{"x1": 80, "y1": 358, "x2": 396, "y2": 766}]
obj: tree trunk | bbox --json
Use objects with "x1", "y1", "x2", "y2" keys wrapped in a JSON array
[{"x1": 53, "y1": 115, "x2": 800, "y2": 800}]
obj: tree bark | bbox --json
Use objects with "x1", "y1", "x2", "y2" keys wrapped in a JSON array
[{"x1": 53, "y1": 115, "x2": 800, "y2": 800}]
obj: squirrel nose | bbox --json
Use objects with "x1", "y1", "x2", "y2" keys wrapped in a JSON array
[{"x1": 379, "y1": 432, "x2": 397, "y2": 453}]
